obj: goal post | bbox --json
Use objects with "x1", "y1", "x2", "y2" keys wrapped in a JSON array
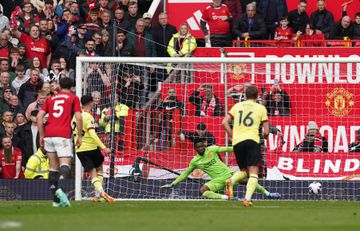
[{"x1": 75, "y1": 56, "x2": 360, "y2": 201}]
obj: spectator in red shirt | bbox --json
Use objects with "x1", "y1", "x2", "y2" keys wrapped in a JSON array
[
  {"x1": 0, "y1": 136, "x2": 23, "y2": 179},
  {"x1": 0, "y1": 33, "x2": 13, "y2": 60},
  {"x1": 17, "y1": 1, "x2": 40, "y2": 34},
  {"x1": 200, "y1": 0, "x2": 233, "y2": 47},
  {"x1": 300, "y1": 23, "x2": 325, "y2": 47},
  {"x1": 274, "y1": 17, "x2": 295, "y2": 47},
  {"x1": 12, "y1": 25, "x2": 51, "y2": 69}
]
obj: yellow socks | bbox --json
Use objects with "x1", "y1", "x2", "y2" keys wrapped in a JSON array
[
  {"x1": 91, "y1": 177, "x2": 104, "y2": 193},
  {"x1": 245, "y1": 174, "x2": 258, "y2": 201},
  {"x1": 230, "y1": 171, "x2": 248, "y2": 184}
]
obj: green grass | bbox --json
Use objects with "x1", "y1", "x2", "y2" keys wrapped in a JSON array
[{"x1": 0, "y1": 201, "x2": 359, "y2": 231}]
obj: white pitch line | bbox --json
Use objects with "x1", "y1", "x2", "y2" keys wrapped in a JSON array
[{"x1": 0, "y1": 221, "x2": 22, "y2": 229}]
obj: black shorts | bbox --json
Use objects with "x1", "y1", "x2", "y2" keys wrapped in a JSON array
[
  {"x1": 233, "y1": 140, "x2": 262, "y2": 169},
  {"x1": 77, "y1": 148, "x2": 104, "y2": 171}
]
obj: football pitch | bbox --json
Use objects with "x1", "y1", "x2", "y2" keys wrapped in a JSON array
[{"x1": 0, "y1": 201, "x2": 359, "y2": 231}]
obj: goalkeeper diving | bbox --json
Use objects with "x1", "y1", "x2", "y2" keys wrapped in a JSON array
[{"x1": 161, "y1": 139, "x2": 281, "y2": 200}]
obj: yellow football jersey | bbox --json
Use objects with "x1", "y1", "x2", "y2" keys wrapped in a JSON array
[
  {"x1": 229, "y1": 100, "x2": 268, "y2": 145},
  {"x1": 73, "y1": 111, "x2": 103, "y2": 152}
]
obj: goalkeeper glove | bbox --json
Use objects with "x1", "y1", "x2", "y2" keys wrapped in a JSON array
[{"x1": 161, "y1": 184, "x2": 174, "y2": 189}]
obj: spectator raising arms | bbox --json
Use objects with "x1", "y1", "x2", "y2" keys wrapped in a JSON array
[
  {"x1": 189, "y1": 84, "x2": 223, "y2": 117},
  {"x1": 263, "y1": 82, "x2": 291, "y2": 116}
]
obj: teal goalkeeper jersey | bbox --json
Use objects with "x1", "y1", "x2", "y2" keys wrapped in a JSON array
[{"x1": 172, "y1": 146, "x2": 233, "y2": 186}]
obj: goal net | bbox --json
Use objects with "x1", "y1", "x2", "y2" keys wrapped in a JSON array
[{"x1": 75, "y1": 57, "x2": 360, "y2": 201}]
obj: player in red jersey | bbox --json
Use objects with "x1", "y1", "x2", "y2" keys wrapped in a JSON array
[
  {"x1": 37, "y1": 77, "x2": 83, "y2": 207},
  {"x1": 0, "y1": 137, "x2": 23, "y2": 179},
  {"x1": 200, "y1": 0, "x2": 233, "y2": 47}
]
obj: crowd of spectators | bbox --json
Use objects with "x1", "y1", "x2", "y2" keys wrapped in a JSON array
[
  {"x1": 0, "y1": 0, "x2": 359, "y2": 178},
  {"x1": 201, "y1": 0, "x2": 360, "y2": 47}
]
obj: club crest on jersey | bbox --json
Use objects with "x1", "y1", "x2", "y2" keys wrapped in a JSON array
[
  {"x1": 191, "y1": 169, "x2": 205, "y2": 178},
  {"x1": 227, "y1": 63, "x2": 247, "y2": 80},
  {"x1": 325, "y1": 88, "x2": 354, "y2": 117}
]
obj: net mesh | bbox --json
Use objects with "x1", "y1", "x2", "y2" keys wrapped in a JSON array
[{"x1": 76, "y1": 58, "x2": 360, "y2": 200}]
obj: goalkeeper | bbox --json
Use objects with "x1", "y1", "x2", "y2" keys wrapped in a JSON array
[
  {"x1": 73, "y1": 95, "x2": 115, "y2": 203},
  {"x1": 161, "y1": 139, "x2": 280, "y2": 200}
]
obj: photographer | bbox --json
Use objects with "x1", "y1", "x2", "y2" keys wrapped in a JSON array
[
  {"x1": 158, "y1": 87, "x2": 184, "y2": 115},
  {"x1": 263, "y1": 80, "x2": 291, "y2": 116},
  {"x1": 117, "y1": 69, "x2": 144, "y2": 109},
  {"x1": 155, "y1": 88, "x2": 184, "y2": 150}
]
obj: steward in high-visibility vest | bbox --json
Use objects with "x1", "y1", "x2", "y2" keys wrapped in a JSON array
[
  {"x1": 99, "y1": 103, "x2": 129, "y2": 134},
  {"x1": 24, "y1": 148, "x2": 49, "y2": 179}
]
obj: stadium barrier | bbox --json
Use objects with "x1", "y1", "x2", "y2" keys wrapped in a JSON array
[{"x1": 231, "y1": 39, "x2": 360, "y2": 48}]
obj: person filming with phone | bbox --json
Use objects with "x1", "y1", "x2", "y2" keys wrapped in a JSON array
[{"x1": 263, "y1": 79, "x2": 291, "y2": 116}]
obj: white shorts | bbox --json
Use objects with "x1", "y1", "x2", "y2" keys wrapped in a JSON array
[{"x1": 44, "y1": 137, "x2": 73, "y2": 158}]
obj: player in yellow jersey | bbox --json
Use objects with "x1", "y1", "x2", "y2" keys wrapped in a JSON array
[
  {"x1": 222, "y1": 86, "x2": 269, "y2": 206},
  {"x1": 73, "y1": 95, "x2": 115, "y2": 203}
]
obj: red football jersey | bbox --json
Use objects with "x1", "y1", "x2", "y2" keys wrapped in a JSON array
[
  {"x1": 19, "y1": 33, "x2": 50, "y2": 69},
  {"x1": 274, "y1": 27, "x2": 295, "y2": 40},
  {"x1": 41, "y1": 91, "x2": 81, "y2": 138},
  {"x1": 0, "y1": 148, "x2": 22, "y2": 179},
  {"x1": 274, "y1": 27, "x2": 295, "y2": 47},
  {"x1": 201, "y1": 4, "x2": 232, "y2": 35}
]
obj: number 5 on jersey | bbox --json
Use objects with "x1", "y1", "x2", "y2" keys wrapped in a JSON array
[{"x1": 53, "y1": 100, "x2": 65, "y2": 118}]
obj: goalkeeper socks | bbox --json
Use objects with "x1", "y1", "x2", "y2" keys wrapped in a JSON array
[
  {"x1": 91, "y1": 177, "x2": 104, "y2": 194},
  {"x1": 230, "y1": 171, "x2": 248, "y2": 184},
  {"x1": 49, "y1": 170, "x2": 60, "y2": 203},
  {"x1": 245, "y1": 174, "x2": 258, "y2": 201},
  {"x1": 202, "y1": 191, "x2": 228, "y2": 200},
  {"x1": 256, "y1": 184, "x2": 270, "y2": 196}
]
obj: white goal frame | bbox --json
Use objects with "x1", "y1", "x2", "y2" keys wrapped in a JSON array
[{"x1": 75, "y1": 56, "x2": 360, "y2": 201}]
